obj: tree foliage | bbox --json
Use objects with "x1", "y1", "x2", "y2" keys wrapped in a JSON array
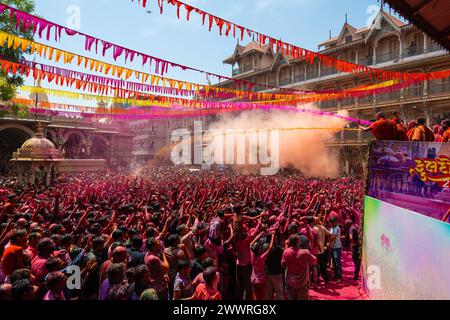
[{"x1": 0, "y1": 0, "x2": 35, "y2": 101}]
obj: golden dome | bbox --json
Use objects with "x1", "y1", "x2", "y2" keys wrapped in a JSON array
[
  {"x1": 11, "y1": 124, "x2": 63, "y2": 162},
  {"x1": 20, "y1": 133, "x2": 56, "y2": 151}
]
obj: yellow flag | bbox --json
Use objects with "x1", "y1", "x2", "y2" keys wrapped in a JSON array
[
  {"x1": 48, "y1": 47, "x2": 55, "y2": 60},
  {"x1": 0, "y1": 33, "x2": 8, "y2": 47},
  {"x1": 20, "y1": 39, "x2": 31, "y2": 52},
  {"x1": 12, "y1": 37, "x2": 21, "y2": 50},
  {"x1": 7, "y1": 35, "x2": 14, "y2": 49},
  {"x1": 55, "y1": 50, "x2": 63, "y2": 62}
]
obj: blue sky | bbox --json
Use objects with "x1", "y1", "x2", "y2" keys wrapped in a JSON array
[{"x1": 19, "y1": 0, "x2": 401, "y2": 106}]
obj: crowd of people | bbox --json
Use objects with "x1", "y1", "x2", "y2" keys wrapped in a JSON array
[
  {"x1": 359, "y1": 112, "x2": 450, "y2": 142},
  {"x1": 0, "y1": 169, "x2": 364, "y2": 301}
]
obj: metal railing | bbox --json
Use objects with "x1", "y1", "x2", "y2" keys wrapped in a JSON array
[
  {"x1": 339, "y1": 97, "x2": 355, "y2": 106},
  {"x1": 342, "y1": 130, "x2": 360, "y2": 141},
  {"x1": 358, "y1": 95, "x2": 373, "y2": 104},
  {"x1": 242, "y1": 65, "x2": 253, "y2": 73},
  {"x1": 428, "y1": 82, "x2": 450, "y2": 95},
  {"x1": 404, "y1": 86, "x2": 423, "y2": 97},
  {"x1": 306, "y1": 70, "x2": 318, "y2": 80},
  {"x1": 376, "y1": 51, "x2": 400, "y2": 64},
  {"x1": 359, "y1": 56, "x2": 373, "y2": 66},
  {"x1": 403, "y1": 46, "x2": 424, "y2": 58},
  {"x1": 253, "y1": 85, "x2": 266, "y2": 92},
  {"x1": 362, "y1": 131, "x2": 374, "y2": 140},
  {"x1": 294, "y1": 74, "x2": 305, "y2": 83},
  {"x1": 321, "y1": 67, "x2": 337, "y2": 76},
  {"x1": 321, "y1": 100, "x2": 338, "y2": 108},
  {"x1": 279, "y1": 78, "x2": 292, "y2": 86},
  {"x1": 428, "y1": 42, "x2": 443, "y2": 52},
  {"x1": 376, "y1": 91, "x2": 401, "y2": 101}
]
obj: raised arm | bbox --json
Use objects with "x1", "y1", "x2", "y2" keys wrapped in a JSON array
[
  {"x1": 250, "y1": 231, "x2": 265, "y2": 248},
  {"x1": 157, "y1": 215, "x2": 174, "y2": 241},
  {"x1": 261, "y1": 233, "x2": 276, "y2": 260},
  {"x1": 305, "y1": 193, "x2": 319, "y2": 214}
]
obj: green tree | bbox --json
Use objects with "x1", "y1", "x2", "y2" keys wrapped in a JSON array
[
  {"x1": 10, "y1": 101, "x2": 18, "y2": 115},
  {"x1": 17, "y1": 102, "x2": 28, "y2": 117},
  {"x1": 0, "y1": 0, "x2": 35, "y2": 101}
]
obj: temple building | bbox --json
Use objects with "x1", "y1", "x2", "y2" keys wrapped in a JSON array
[
  {"x1": 217, "y1": 9, "x2": 450, "y2": 176},
  {"x1": 0, "y1": 98, "x2": 134, "y2": 175},
  {"x1": 11, "y1": 123, "x2": 63, "y2": 186},
  {"x1": 10, "y1": 123, "x2": 109, "y2": 185},
  {"x1": 129, "y1": 115, "x2": 219, "y2": 166}
]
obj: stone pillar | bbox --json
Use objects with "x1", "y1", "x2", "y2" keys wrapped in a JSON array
[
  {"x1": 276, "y1": 67, "x2": 280, "y2": 87},
  {"x1": 108, "y1": 135, "x2": 115, "y2": 165},
  {"x1": 400, "y1": 105, "x2": 407, "y2": 124},
  {"x1": 56, "y1": 129, "x2": 67, "y2": 153},
  {"x1": 345, "y1": 158, "x2": 350, "y2": 176},
  {"x1": 424, "y1": 34, "x2": 428, "y2": 52},
  {"x1": 45, "y1": 168, "x2": 50, "y2": 187},
  {"x1": 423, "y1": 67, "x2": 429, "y2": 96},
  {"x1": 342, "y1": 151, "x2": 350, "y2": 176},
  {"x1": 373, "y1": 43, "x2": 377, "y2": 65},
  {"x1": 84, "y1": 134, "x2": 93, "y2": 157},
  {"x1": 423, "y1": 103, "x2": 431, "y2": 126}
]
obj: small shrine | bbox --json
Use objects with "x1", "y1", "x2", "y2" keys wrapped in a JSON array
[{"x1": 11, "y1": 123, "x2": 63, "y2": 186}]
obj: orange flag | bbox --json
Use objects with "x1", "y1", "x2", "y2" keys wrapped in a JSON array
[
  {"x1": 104, "y1": 64, "x2": 112, "y2": 75},
  {"x1": 55, "y1": 50, "x2": 63, "y2": 62}
]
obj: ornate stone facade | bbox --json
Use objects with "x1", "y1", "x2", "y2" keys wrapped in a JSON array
[
  {"x1": 10, "y1": 124, "x2": 63, "y2": 186},
  {"x1": 217, "y1": 9, "x2": 450, "y2": 176},
  {"x1": 0, "y1": 116, "x2": 134, "y2": 174}
]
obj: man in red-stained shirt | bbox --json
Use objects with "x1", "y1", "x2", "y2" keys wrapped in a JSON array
[
  {"x1": 1, "y1": 229, "x2": 28, "y2": 280},
  {"x1": 407, "y1": 120, "x2": 416, "y2": 140},
  {"x1": 391, "y1": 116, "x2": 408, "y2": 141},
  {"x1": 411, "y1": 118, "x2": 435, "y2": 142},
  {"x1": 281, "y1": 235, "x2": 317, "y2": 300},
  {"x1": 442, "y1": 119, "x2": 450, "y2": 142},
  {"x1": 359, "y1": 112, "x2": 397, "y2": 141}
]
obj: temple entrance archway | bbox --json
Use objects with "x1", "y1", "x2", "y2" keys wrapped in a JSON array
[
  {"x1": 91, "y1": 135, "x2": 110, "y2": 159},
  {"x1": 0, "y1": 126, "x2": 33, "y2": 175},
  {"x1": 63, "y1": 133, "x2": 86, "y2": 159}
]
